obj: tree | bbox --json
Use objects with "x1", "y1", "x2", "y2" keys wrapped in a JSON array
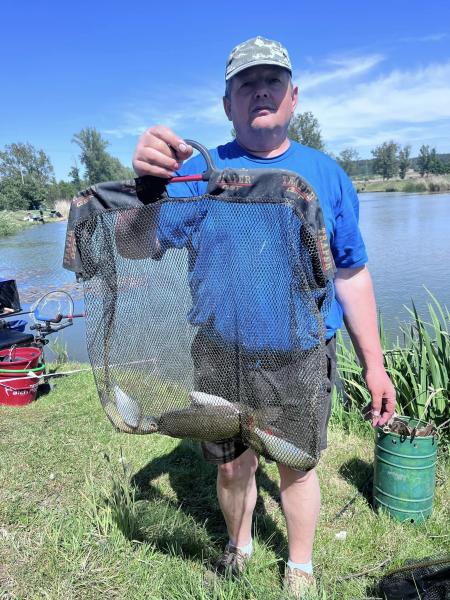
[
  {"x1": 371, "y1": 141, "x2": 399, "y2": 180},
  {"x1": 69, "y1": 163, "x2": 84, "y2": 189},
  {"x1": 337, "y1": 148, "x2": 360, "y2": 177},
  {"x1": 0, "y1": 142, "x2": 54, "y2": 185},
  {"x1": 72, "y1": 127, "x2": 134, "y2": 185},
  {"x1": 398, "y1": 144, "x2": 411, "y2": 180},
  {"x1": 428, "y1": 148, "x2": 447, "y2": 175},
  {"x1": 46, "y1": 180, "x2": 79, "y2": 206},
  {"x1": 417, "y1": 145, "x2": 431, "y2": 176},
  {"x1": 0, "y1": 142, "x2": 55, "y2": 210},
  {"x1": 0, "y1": 177, "x2": 27, "y2": 210},
  {"x1": 288, "y1": 112, "x2": 325, "y2": 151}
]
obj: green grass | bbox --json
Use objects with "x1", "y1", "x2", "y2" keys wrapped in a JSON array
[
  {"x1": 0, "y1": 210, "x2": 66, "y2": 238},
  {"x1": 1, "y1": 366, "x2": 448, "y2": 599},
  {"x1": 0, "y1": 211, "x2": 36, "y2": 237}
]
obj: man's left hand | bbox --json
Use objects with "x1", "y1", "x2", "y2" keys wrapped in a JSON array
[{"x1": 363, "y1": 366, "x2": 396, "y2": 427}]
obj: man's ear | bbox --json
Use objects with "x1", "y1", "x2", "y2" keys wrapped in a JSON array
[
  {"x1": 291, "y1": 85, "x2": 299, "y2": 114},
  {"x1": 223, "y1": 96, "x2": 232, "y2": 121}
]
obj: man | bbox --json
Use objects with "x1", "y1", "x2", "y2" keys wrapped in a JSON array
[{"x1": 132, "y1": 36, "x2": 395, "y2": 598}]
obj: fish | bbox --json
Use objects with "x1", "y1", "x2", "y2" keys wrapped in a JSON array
[
  {"x1": 103, "y1": 399, "x2": 138, "y2": 434},
  {"x1": 189, "y1": 390, "x2": 239, "y2": 412},
  {"x1": 251, "y1": 427, "x2": 317, "y2": 471},
  {"x1": 104, "y1": 386, "x2": 306, "y2": 459},
  {"x1": 158, "y1": 404, "x2": 241, "y2": 441},
  {"x1": 113, "y1": 384, "x2": 141, "y2": 428},
  {"x1": 102, "y1": 387, "x2": 158, "y2": 434}
]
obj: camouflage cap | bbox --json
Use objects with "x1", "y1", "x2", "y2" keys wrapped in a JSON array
[{"x1": 225, "y1": 36, "x2": 292, "y2": 81}]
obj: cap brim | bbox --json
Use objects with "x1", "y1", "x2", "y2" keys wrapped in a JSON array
[{"x1": 225, "y1": 60, "x2": 292, "y2": 81}]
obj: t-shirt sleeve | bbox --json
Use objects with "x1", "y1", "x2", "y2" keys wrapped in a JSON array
[{"x1": 331, "y1": 170, "x2": 368, "y2": 268}]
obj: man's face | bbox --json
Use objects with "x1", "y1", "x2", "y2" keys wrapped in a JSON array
[{"x1": 223, "y1": 65, "x2": 298, "y2": 144}]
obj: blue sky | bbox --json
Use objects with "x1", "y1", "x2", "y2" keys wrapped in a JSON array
[{"x1": 1, "y1": 0, "x2": 449, "y2": 180}]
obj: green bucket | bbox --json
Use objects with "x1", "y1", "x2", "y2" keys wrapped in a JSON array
[{"x1": 373, "y1": 417, "x2": 438, "y2": 524}]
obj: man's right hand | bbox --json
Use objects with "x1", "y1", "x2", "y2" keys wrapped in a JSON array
[{"x1": 132, "y1": 125, "x2": 193, "y2": 178}]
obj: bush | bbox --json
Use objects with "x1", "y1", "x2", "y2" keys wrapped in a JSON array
[
  {"x1": 402, "y1": 181, "x2": 427, "y2": 193},
  {"x1": 0, "y1": 213, "x2": 21, "y2": 237}
]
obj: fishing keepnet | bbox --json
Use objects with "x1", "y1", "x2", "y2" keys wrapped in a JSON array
[{"x1": 65, "y1": 145, "x2": 335, "y2": 471}]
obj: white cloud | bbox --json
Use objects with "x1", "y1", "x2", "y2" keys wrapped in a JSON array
[
  {"x1": 103, "y1": 84, "x2": 227, "y2": 141},
  {"x1": 298, "y1": 59, "x2": 450, "y2": 155},
  {"x1": 295, "y1": 54, "x2": 384, "y2": 90}
]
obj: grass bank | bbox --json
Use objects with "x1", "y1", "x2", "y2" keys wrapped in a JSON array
[
  {"x1": 0, "y1": 366, "x2": 448, "y2": 599},
  {"x1": 0, "y1": 211, "x2": 38, "y2": 238},
  {"x1": 0, "y1": 207, "x2": 67, "y2": 239},
  {"x1": 354, "y1": 174, "x2": 450, "y2": 194}
]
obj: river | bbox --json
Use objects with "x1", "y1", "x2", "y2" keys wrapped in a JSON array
[{"x1": 0, "y1": 191, "x2": 449, "y2": 362}]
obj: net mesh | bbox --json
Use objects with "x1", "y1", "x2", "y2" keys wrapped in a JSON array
[
  {"x1": 73, "y1": 168, "x2": 335, "y2": 471},
  {"x1": 378, "y1": 557, "x2": 450, "y2": 600}
]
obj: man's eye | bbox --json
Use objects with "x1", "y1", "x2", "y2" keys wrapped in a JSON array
[{"x1": 270, "y1": 78, "x2": 281, "y2": 84}]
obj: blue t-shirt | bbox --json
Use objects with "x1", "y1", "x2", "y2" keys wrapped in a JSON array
[{"x1": 160, "y1": 139, "x2": 367, "y2": 343}]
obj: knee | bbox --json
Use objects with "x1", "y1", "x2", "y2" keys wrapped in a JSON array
[
  {"x1": 218, "y1": 450, "x2": 259, "y2": 486},
  {"x1": 278, "y1": 464, "x2": 316, "y2": 488}
]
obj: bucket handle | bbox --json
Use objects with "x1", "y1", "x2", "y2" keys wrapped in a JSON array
[
  {"x1": 3, "y1": 345, "x2": 35, "y2": 369},
  {"x1": 7, "y1": 345, "x2": 17, "y2": 363}
]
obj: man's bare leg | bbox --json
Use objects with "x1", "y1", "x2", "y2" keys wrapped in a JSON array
[
  {"x1": 216, "y1": 448, "x2": 259, "y2": 546},
  {"x1": 278, "y1": 465, "x2": 320, "y2": 563}
]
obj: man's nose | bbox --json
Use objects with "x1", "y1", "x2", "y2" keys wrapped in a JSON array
[{"x1": 254, "y1": 86, "x2": 269, "y2": 98}]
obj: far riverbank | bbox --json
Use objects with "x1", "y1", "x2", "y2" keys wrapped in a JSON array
[
  {"x1": 354, "y1": 173, "x2": 450, "y2": 194},
  {"x1": 0, "y1": 209, "x2": 66, "y2": 238}
]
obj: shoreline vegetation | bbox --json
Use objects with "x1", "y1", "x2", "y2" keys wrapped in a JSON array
[
  {"x1": 0, "y1": 201, "x2": 69, "y2": 238},
  {"x1": 355, "y1": 172, "x2": 450, "y2": 194}
]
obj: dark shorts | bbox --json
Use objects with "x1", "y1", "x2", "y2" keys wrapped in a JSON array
[{"x1": 192, "y1": 333, "x2": 336, "y2": 465}]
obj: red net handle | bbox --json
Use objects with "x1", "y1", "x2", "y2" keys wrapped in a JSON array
[{"x1": 169, "y1": 139, "x2": 215, "y2": 183}]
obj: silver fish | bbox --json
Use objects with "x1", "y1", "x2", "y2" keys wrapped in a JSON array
[
  {"x1": 190, "y1": 390, "x2": 239, "y2": 412},
  {"x1": 252, "y1": 427, "x2": 316, "y2": 471},
  {"x1": 114, "y1": 384, "x2": 141, "y2": 428},
  {"x1": 102, "y1": 387, "x2": 158, "y2": 434},
  {"x1": 103, "y1": 400, "x2": 138, "y2": 434},
  {"x1": 158, "y1": 404, "x2": 241, "y2": 441}
]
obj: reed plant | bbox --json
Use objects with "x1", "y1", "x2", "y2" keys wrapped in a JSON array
[
  {"x1": 337, "y1": 291, "x2": 450, "y2": 439},
  {"x1": 54, "y1": 198, "x2": 71, "y2": 219},
  {"x1": 49, "y1": 338, "x2": 69, "y2": 364},
  {"x1": 83, "y1": 451, "x2": 141, "y2": 542}
]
